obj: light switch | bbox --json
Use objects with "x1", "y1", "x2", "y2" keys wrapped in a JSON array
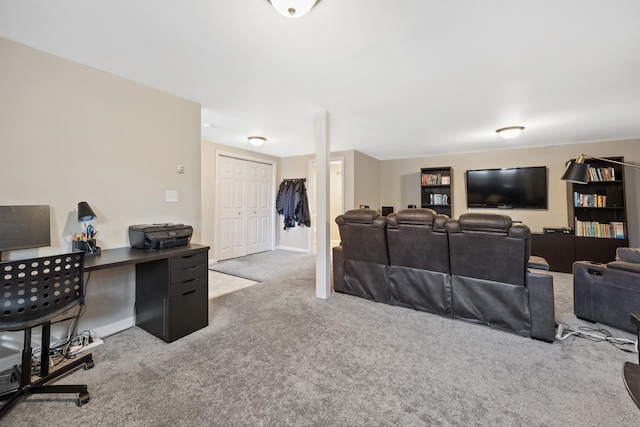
[{"x1": 166, "y1": 190, "x2": 178, "y2": 202}]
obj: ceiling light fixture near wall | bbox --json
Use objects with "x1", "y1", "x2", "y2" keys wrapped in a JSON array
[
  {"x1": 248, "y1": 136, "x2": 267, "y2": 147},
  {"x1": 496, "y1": 126, "x2": 525, "y2": 139},
  {"x1": 267, "y1": 0, "x2": 321, "y2": 18}
]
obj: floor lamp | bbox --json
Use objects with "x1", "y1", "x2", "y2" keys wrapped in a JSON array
[
  {"x1": 563, "y1": 155, "x2": 640, "y2": 408},
  {"x1": 561, "y1": 154, "x2": 640, "y2": 184}
]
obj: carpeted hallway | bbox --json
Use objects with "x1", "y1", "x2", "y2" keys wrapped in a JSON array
[{"x1": 2, "y1": 250, "x2": 638, "y2": 426}]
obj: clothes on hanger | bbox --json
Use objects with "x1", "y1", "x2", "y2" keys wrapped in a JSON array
[{"x1": 276, "y1": 179, "x2": 311, "y2": 229}]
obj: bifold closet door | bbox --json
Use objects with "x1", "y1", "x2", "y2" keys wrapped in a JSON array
[
  {"x1": 217, "y1": 156, "x2": 274, "y2": 261},
  {"x1": 217, "y1": 156, "x2": 248, "y2": 261},
  {"x1": 247, "y1": 162, "x2": 272, "y2": 255}
]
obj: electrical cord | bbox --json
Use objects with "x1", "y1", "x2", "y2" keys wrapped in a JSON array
[
  {"x1": 31, "y1": 271, "x2": 94, "y2": 374},
  {"x1": 556, "y1": 322, "x2": 638, "y2": 353}
]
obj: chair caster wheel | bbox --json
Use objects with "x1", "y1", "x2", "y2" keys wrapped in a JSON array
[
  {"x1": 77, "y1": 392, "x2": 90, "y2": 406},
  {"x1": 84, "y1": 360, "x2": 95, "y2": 370}
]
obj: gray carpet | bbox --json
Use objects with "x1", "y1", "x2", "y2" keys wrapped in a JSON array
[
  {"x1": 3, "y1": 252, "x2": 639, "y2": 426},
  {"x1": 209, "y1": 249, "x2": 314, "y2": 282}
]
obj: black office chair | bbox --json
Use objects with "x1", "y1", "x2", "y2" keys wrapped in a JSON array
[{"x1": 0, "y1": 252, "x2": 94, "y2": 419}]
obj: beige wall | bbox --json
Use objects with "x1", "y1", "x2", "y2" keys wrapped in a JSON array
[
  {"x1": 380, "y1": 139, "x2": 640, "y2": 246},
  {"x1": 1, "y1": 37, "x2": 202, "y2": 255},
  {"x1": 329, "y1": 162, "x2": 343, "y2": 242},
  {"x1": 354, "y1": 150, "x2": 381, "y2": 210},
  {"x1": 200, "y1": 140, "x2": 281, "y2": 258},
  {"x1": 0, "y1": 37, "x2": 203, "y2": 365}
]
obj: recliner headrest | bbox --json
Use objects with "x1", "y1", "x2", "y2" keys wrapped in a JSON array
[
  {"x1": 458, "y1": 213, "x2": 512, "y2": 235},
  {"x1": 387, "y1": 208, "x2": 436, "y2": 229},
  {"x1": 339, "y1": 209, "x2": 386, "y2": 229}
]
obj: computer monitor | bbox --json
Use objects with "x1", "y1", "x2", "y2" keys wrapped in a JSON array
[{"x1": 0, "y1": 205, "x2": 51, "y2": 252}]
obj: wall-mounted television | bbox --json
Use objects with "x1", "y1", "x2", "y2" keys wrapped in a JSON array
[
  {"x1": 466, "y1": 167, "x2": 548, "y2": 209},
  {"x1": 0, "y1": 205, "x2": 51, "y2": 252}
]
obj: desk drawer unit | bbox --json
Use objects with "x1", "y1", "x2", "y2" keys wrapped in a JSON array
[{"x1": 136, "y1": 248, "x2": 209, "y2": 343}]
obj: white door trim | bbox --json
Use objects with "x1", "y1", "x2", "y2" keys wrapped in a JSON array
[{"x1": 308, "y1": 156, "x2": 344, "y2": 252}]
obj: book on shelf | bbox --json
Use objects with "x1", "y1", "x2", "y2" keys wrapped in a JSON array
[
  {"x1": 428, "y1": 193, "x2": 449, "y2": 206},
  {"x1": 421, "y1": 173, "x2": 450, "y2": 186},
  {"x1": 611, "y1": 222, "x2": 625, "y2": 239},
  {"x1": 588, "y1": 166, "x2": 616, "y2": 182},
  {"x1": 573, "y1": 192, "x2": 607, "y2": 207},
  {"x1": 574, "y1": 218, "x2": 626, "y2": 239}
]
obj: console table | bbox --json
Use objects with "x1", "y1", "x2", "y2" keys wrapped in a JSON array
[
  {"x1": 531, "y1": 233, "x2": 628, "y2": 273},
  {"x1": 84, "y1": 244, "x2": 209, "y2": 343}
]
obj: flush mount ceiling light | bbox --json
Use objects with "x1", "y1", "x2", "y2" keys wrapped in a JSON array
[
  {"x1": 248, "y1": 136, "x2": 267, "y2": 147},
  {"x1": 496, "y1": 126, "x2": 525, "y2": 139},
  {"x1": 267, "y1": 0, "x2": 321, "y2": 18}
]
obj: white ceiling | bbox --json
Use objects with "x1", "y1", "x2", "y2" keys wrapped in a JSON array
[{"x1": 1, "y1": 1, "x2": 639, "y2": 160}]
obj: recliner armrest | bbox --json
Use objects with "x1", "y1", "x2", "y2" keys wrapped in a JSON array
[
  {"x1": 528, "y1": 255, "x2": 550, "y2": 271},
  {"x1": 609, "y1": 261, "x2": 640, "y2": 274},
  {"x1": 631, "y1": 313, "x2": 640, "y2": 330},
  {"x1": 526, "y1": 269, "x2": 555, "y2": 342}
]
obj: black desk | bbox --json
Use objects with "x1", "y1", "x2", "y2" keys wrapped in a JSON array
[{"x1": 84, "y1": 244, "x2": 210, "y2": 343}]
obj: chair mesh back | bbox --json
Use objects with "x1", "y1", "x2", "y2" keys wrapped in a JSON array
[{"x1": 1, "y1": 252, "x2": 84, "y2": 331}]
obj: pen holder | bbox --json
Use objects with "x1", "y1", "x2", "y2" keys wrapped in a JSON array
[{"x1": 73, "y1": 239, "x2": 101, "y2": 256}]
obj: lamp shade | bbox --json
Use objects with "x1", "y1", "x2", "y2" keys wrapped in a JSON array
[
  {"x1": 561, "y1": 160, "x2": 590, "y2": 184},
  {"x1": 78, "y1": 201, "x2": 97, "y2": 222}
]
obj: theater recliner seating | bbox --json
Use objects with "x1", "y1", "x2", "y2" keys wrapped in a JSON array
[
  {"x1": 387, "y1": 209, "x2": 452, "y2": 316},
  {"x1": 333, "y1": 210, "x2": 556, "y2": 342},
  {"x1": 574, "y1": 247, "x2": 640, "y2": 333},
  {"x1": 445, "y1": 213, "x2": 555, "y2": 342},
  {"x1": 334, "y1": 209, "x2": 390, "y2": 303}
]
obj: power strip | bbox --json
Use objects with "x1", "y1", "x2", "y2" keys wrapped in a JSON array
[{"x1": 69, "y1": 338, "x2": 104, "y2": 355}]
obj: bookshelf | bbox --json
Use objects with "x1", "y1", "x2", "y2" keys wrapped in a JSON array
[
  {"x1": 421, "y1": 167, "x2": 452, "y2": 217},
  {"x1": 533, "y1": 156, "x2": 630, "y2": 271},
  {"x1": 568, "y1": 156, "x2": 629, "y2": 262},
  {"x1": 568, "y1": 156, "x2": 627, "y2": 239}
]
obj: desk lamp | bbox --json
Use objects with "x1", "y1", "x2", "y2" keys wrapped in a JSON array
[
  {"x1": 76, "y1": 202, "x2": 100, "y2": 254},
  {"x1": 78, "y1": 201, "x2": 96, "y2": 222}
]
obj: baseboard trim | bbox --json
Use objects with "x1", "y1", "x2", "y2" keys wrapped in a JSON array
[
  {"x1": 92, "y1": 317, "x2": 135, "y2": 339},
  {"x1": 276, "y1": 246, "x2": 311, "y2": 253}
]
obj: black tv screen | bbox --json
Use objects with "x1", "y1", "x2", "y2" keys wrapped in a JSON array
[
  {"x1": 0, "y1": 205, "x2": 51, "y2": 251},
  {"x1": 466, "y1": 167, "x2": 548, "y2": 209}
]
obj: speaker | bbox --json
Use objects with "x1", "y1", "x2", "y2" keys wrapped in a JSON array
[
  {"x1": 381, "y1": 206, "x2": 394, "y2": 216},
  {"x1": 543, "y1": 227, "x2": 573, "y2": 234}
]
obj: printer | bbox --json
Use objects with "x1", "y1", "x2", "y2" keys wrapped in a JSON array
[{"x1": 128, "y1": 223, "x2": 193, "y2": 249}]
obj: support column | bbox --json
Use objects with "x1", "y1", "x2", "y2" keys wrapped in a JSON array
[{"x1": 315, "y1": 111, "x2": 331, "y2": 299}]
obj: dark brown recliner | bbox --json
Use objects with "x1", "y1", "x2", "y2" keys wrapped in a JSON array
[
  {"x1": 333, "y1": 209, "x2": 390, "y2": 303},
  {"x1": 574, "y1": 247, "x2": 640, "y2": 333},
  {"x1": 386, "y1": 209, "x2": 452, "y2": 316},
  {"x1": 446, "y1": 213, "x2": 555, "y2": 342}
]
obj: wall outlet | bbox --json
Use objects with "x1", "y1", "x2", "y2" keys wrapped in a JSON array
[{"x1": 166, "y1": 190, "x2": 178, "y2": 202}]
